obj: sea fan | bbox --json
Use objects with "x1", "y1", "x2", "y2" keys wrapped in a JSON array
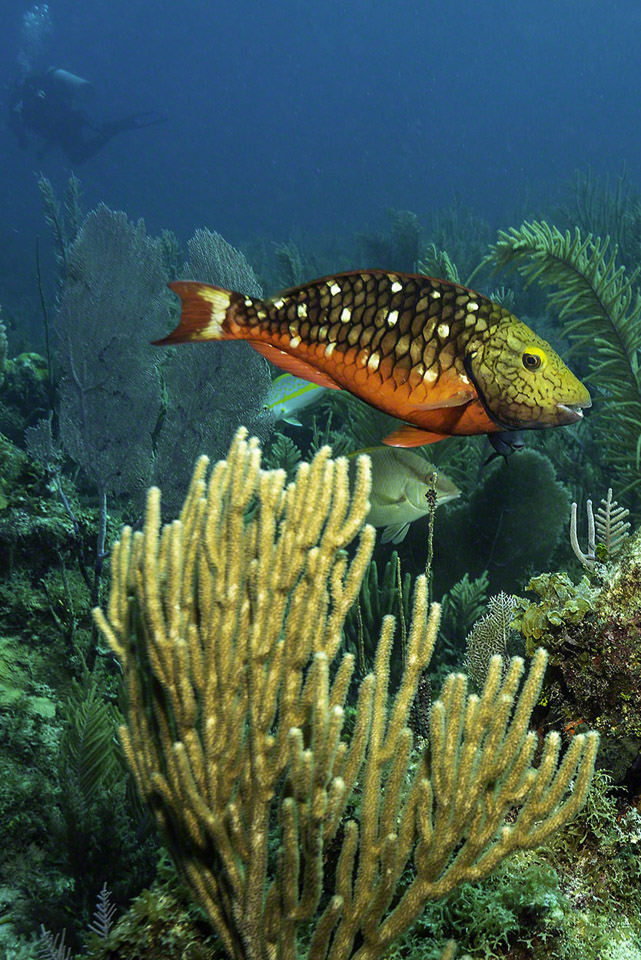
[
  {"x1": 489, "y1": 221, "x2": 641, "y2": 497},
  {"x1": 38, "y1": 927, "x2": 72, "y2": 960},
  {"x1": 463, "y1": 592, "x2": 519, "y2": 691},
  {"x1": 594, "y1": 488, "x2": 631, "y2": 556},
  {"x1": 88, "y1": 882, "x2": 117, "y2": 939}
]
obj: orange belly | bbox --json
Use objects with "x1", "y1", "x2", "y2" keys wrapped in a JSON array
[{"x1": 244, "y1": 330, "x2": 499, "y2": 438}]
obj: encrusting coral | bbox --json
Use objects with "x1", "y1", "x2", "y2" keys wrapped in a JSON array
[
  {"x1": 518, "y1": 523, "x2": 641, "y2": 766},
  {"x1": 94, "y1": 428, "x2": 598, "y2": 960}
]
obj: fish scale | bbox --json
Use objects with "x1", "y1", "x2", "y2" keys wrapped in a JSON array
[
  {"x1": 235, "y1": 272, "x2": 495, "y2": 398},
  {"x1": 157, "y1": 268, "x2": 591, "y2": 447}
]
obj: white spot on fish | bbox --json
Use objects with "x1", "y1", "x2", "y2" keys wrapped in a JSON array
[
  {"x1": 325, "y1": 342, "x2": 336, "y2": 357},
  {"x1": 391, "y1": 281, "x2": 403, "y2": 293},
  {"x1": 341, "y1": 307, "x2": 351, "y2": 322},
  {"x1": 257, "y1": 309, "x2": 267, "y2": 320},
  {"x1": 244, "y1": 298, "x2": 253, "y2": 307},
  {"x1": 387, "y1": 310, "x2": 399, "y2": 326},
  {"x1": 368, "y1": 354, "x2": 380, "y2": 371},
  {"x1": 424, "y1": 368, "x2": 438, "y2": 383},
  {"x1": 468, "y1": 301, "x2": 479, "y2": 311},
  {"x1": 460, "y1": 373, "x2": 470, "y2": 385},
  {"x1": 290, "y1": 336, "x2": 301, "y2": 349},
  {"x1": 297, "y1": 302, "x2": 308, "y2": 318},
  {"x1": 437, "y1": 323, "x2": 450, "y2": 339},
  {"x1": 274, "y1": 298, "x2": 285, "y2": 310},
  {"x1": 430, "y1": 290, "x2": 441, "y2": 299},
  {"x1": 330, "y1": 282, "x2": 341, "y2": 296}
]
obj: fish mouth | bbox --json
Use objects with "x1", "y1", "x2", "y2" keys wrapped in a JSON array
[
  {"x1": 557, "y1": 400, "x2": 591, "y2": 423},
  {"x1": 437, "y1": 489, "x2": 460, "y2": 505}
]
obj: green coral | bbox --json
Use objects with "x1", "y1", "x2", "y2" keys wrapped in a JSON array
[
  {"x1": 403, "y1": 856, "x2": 564, "y2": 960},
  {"x1": 436, "y1": 449, "x2": 570, "y2": 594},
  {"x1": 546, "y1": 769, "x2": 641, "y2": 956},
  {"x1": 0, "y1": 433, "x2": 82, "y2": 581},
  {"x1": 0, "y1": 351, "x2": 50, "y2": 442},
  {"x1": 426, "y1": 199, "x2": 493, "y2": 282},
  {"x1": 561, "y1": 167, "x2": 641, "y2": 271},
  {"x1": 82, "y1": 872, "x2": 227, "y2": 960},
  {"x1": 418, "y1": 243, "x2": 461, "y2": 283},
  {"x1": 489, "y1": 220, "x2": 641, "y2": 502},
  {"x1": 516, "y1": 572, "x2": 597, "y2": 651},
  {"x1": 263, "y1": 432, "x2": 303, "y2": 478},
  {"x1": 515, "y1": 534, "x2": 641, "y2": 749},
  {"x1": 0, "y1": 426, "x2": 157, "y2": 952},
  {"x1": 394, "y1": 770, "x2": 641, "y2": 960},
  {"x1": 58, "y1": 677, "x2": 124, "y2": 804},
  {"x1": 343, "y1": 550, "x2": 412, "y2": 679},
  {"x1": 18, "y1": 673, "x2": 158, "y2": 950},
  {"x1": 438, "y1": 571, "x2": 490, "y2": 663}
]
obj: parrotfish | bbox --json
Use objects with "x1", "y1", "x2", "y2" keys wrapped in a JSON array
[
  {"x1": 349, "y1": 446, "x2": 460, "y2": 544},
  {"x1": 265, "y1": 373, "x2": 326, "y2": 426},
  {"x1": 156, "y1": 270, "x2": 591, "y2": 447}
]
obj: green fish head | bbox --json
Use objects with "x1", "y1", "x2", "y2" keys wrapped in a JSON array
[{"x1": 465, "y1": 316, "x2": 591, "y2": 429}]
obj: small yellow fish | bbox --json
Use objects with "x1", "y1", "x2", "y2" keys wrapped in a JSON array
[
  {"x1": 265, "y1": 373, "x2": 325, "y2": 425},
  {"x1": 157, "y1": 270, "x2": 591, "y2": 447},
  {"x1": 349, "y1": 446, "x2": 460, "y2": 544}
]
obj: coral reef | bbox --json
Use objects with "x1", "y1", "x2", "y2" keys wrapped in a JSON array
[
  {"x1": 4, "y1": 174, "x2": 641, "y2": 959},
  {"x1": 517, "y1": 527, "x2": 641, "y2": 787},
  {"x1": 95, "y1": 430, "x2": 597, "y2": 960},
  {"x1": 0, "y1": 350, "x2": 49, "y2": 442},
  {"x1": 0, "y1": 433, "x2": 75, "y2": 578}
]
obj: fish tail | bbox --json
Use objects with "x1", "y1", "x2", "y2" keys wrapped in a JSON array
[{"x1": 154, "y1": 281, "x2": 247, "y2": 345}]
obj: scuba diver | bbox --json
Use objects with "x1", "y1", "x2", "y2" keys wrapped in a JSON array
[{"x1": 8, "y1": 65, "x2": 165, "y2": 163}]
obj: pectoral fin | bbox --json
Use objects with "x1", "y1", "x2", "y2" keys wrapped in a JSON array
[
  {"x1": 415, "y1": 388, "x2": 475, "y2": 410},
  {"x1": 382, "y1": 425, "x2": 448, "y2": 447},
  {"x1": 381, "y1": 521, "x2": 411, "y2": 544},
  {"x1": 373, "y1": 491, "x2": 407, "y2": 506}
]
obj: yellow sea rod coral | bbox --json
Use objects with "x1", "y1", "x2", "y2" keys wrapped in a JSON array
[{"x1": 94, "y1": 428, "x2": 598, "y2": 960}]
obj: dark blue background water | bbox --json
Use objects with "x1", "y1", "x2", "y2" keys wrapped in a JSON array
[{"x1": 0, "y1": 0, "x2": 639, "y2": 315}]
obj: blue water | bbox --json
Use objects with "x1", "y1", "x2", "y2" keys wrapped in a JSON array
[{"x1": 0, "y1": 0, "x2": 639, "y2": 309}]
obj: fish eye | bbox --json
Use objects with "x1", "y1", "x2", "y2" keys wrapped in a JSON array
[
  {"x1": 522, "y1": 347, "x2": 546, "y2": 371},
  {"x1": 423, "y1": 471, "x2": 437, "y2": 498}
]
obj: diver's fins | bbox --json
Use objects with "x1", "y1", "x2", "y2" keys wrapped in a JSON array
[
  {"x1": 122, "y1": 111, "x2": 168, "y2": 130},
  {"x1": 101, "y1": 112, "x2": 167, "y2": 136}
]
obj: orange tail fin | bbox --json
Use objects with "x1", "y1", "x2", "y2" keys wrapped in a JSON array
[{"x1": 154, "y1": 281, "x2": 238, "y2": 345}]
